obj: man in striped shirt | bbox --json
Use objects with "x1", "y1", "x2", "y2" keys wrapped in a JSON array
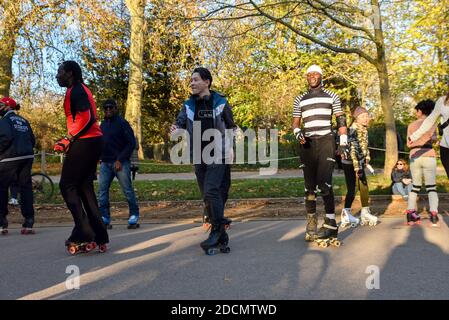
[{"x1": 292, "y1": 65, "x2": 348, "y2": 244}]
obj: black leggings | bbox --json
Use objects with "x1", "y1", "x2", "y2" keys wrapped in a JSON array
[
  {"x1": 59, "y1": 137, "x2": 108, "y2": 244},
  {"x1": 440, "y1": 146, "x2": 449, "y2": 179},
  {"x1": 342, "y1": 163, "x2": 369, "y2": 208},
  {"x1": 299, "y1": 135, "x2": 336, "y2": 215}
]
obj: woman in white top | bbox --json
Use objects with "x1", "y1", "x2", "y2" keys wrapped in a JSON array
[{"x1": 409, "y1": 92, "x2": 449, "y2": 178}]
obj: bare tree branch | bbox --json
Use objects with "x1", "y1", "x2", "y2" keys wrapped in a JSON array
[
  {"x1": 247, "y1": 0, "x2": 377, "y2": 65},
  {"x1": 202, "y1": 20, "x2": 275, "y2": 40},
  {"x1": 305, "y1": 0, "x2": 375, "y2": 41}
]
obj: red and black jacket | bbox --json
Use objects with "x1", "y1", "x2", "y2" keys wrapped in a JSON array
[{"x1": 64, "y1": 82, "x2": 102, "y2": 140}]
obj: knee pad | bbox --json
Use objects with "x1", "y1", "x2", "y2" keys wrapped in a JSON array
[
  {"x1": 304, "y1": 190, "x2": 316, "y2": 201},
  {"x1": 305, "y1": 190, "x2": 317, "y2": 214},
  {"x1": 411, "y1": 185, "x2": 421, "y2": 194}
]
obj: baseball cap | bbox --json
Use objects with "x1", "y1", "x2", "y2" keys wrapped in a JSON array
[{"x1": 0, "y1": 97, "x2": 17, "y2": 109}]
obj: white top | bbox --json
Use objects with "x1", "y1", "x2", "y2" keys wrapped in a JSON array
[{"x1": 409, "y1": 96, "x2": 449, "y2": 149}]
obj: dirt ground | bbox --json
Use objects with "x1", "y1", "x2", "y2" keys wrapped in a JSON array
[{"x1": 6, "y1": 195, "x2": 449, "y2": 226}]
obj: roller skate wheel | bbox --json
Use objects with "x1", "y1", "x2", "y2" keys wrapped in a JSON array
[
  {"x1": 1, "y1": 229, "x2": 8, "y2": 235},
  {"x1": 99, "y1": 244, "x2": 107, "y2": 253},
  {"x1": 340, "y1": 223, "x2": 347, "y2": 228},
  {"x1": 106, "y1": 224, "x2": 113, "y2": 230},
  {"x1": 350, "y1": 222, "x2": 357, "y2": 228},
  {"x1": 305, "y1": 234, "x2": 313, "y2": 241},
  {"x1": 360, "y1": 221, "x2": 365, "y2": 226},
  {"x1": 225, "y1": 224, "x2": 230, "y2": 230},
  {"x1": 220, "y1": 247, "x2": 230, "y2": 253},
  {"x1": 332, "y1": 240, "x2": 341, "y2": 247},
  {"x1": 206, "y1": 248, "x2": 219, "y2": 255},
  {"x1": 68, "y1": 246, "x2": 77, "y2": 255},
  {"x1": 318, "y1": 241, "x2": 328, "y2": 248},
  {"x1": 369, "y1": 221, "x2": 375, "y2": 226},
  {"x1": 85, "y1": 243, "x2": 95, "y2": 251}
]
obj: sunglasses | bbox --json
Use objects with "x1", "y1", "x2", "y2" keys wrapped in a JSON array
[{"x1": 103, "y1": 105, "x2": 116, "y2": 110}]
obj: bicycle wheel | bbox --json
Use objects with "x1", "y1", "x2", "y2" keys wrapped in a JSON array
[{"x1": 31, "y1": 173, "x2": 54, "y2": 203}]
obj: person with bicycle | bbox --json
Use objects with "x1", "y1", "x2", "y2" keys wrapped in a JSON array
[
  {"x1": 0, "y1": 97, "x2": 36, "y2": 235},
  {"x1": 55, "y1": 61, "x2": 109, "y2": 253}
]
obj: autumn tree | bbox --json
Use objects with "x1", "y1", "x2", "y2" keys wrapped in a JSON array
[
  {"x1": 0, "y1": 0, "x2": 67, "y2": 97},
  {"x1": 193, "y1": 0, "x2": 401, "y2": 175}
]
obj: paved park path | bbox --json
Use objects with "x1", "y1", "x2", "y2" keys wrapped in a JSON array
[{"x1": 2, "y1": 216, "x2": 449, "y2": 300}]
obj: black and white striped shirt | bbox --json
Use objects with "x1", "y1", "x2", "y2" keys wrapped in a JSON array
[{"x1": 292, "y1": 87, "x2": 343, "y2": 138}]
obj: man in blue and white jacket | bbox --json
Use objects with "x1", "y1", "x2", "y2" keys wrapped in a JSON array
[{"x1": 171, "y1": 67, "x2": 238, "y2": 254}]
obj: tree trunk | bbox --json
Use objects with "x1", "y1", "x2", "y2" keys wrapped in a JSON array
[
  {"x1": 0, "y1": 1, "x2": 21, "y2": 97},
  {"x1": 372, "y1": 0, "x2": 398, "y2": 177},
  {"x1": 125, "y1": 0, "x2": 146, "y2": 159}
]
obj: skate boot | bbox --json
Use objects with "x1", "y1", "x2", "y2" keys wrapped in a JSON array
[
  {"x1": 21, "y1": 218, "x2": 35, "y2": 234},
  {"x1": 203, "y1": 214, "x2": 232, "y2": 230},
  {"x1": 217, "y1": 230, "x2": 231, "y2": 253},
  {"x1": 21, "y1": 228, "x2": 35, "y2": 235},
  {"x1": 340, "y1": 208, "x2": 360, "y2": 228},
  {"x1": 406, "y1": 209, "x2": 421, "y2": 226},
  {"x1": 315, "y1": 218, "x2": 340, "y2": 248},
  {"x1": 429, "y1": 211, "x2": 439, "y2": 227},
  {"x1": 200, "y1": 223, "x2": 227, "y2": 255},
  {"x1": 0, "y1": 216, "x2": 8, "y2": 235},
  {"x1": 360, "y1": 207, "x2": 378, "y2": 226},
  {"x1": 305, "y1": 214, "x2": 317, "y2": 242},
  {"x1": 127, "y1": 215, "x2": 140, "y2": 229},
  {"x1": 102, "y1": 215, "x2": 112, "y2": 229}
]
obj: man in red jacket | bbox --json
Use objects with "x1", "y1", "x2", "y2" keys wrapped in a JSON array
[{"x1": 55, "y1": 61, "x2": 109, "y2": 254}]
